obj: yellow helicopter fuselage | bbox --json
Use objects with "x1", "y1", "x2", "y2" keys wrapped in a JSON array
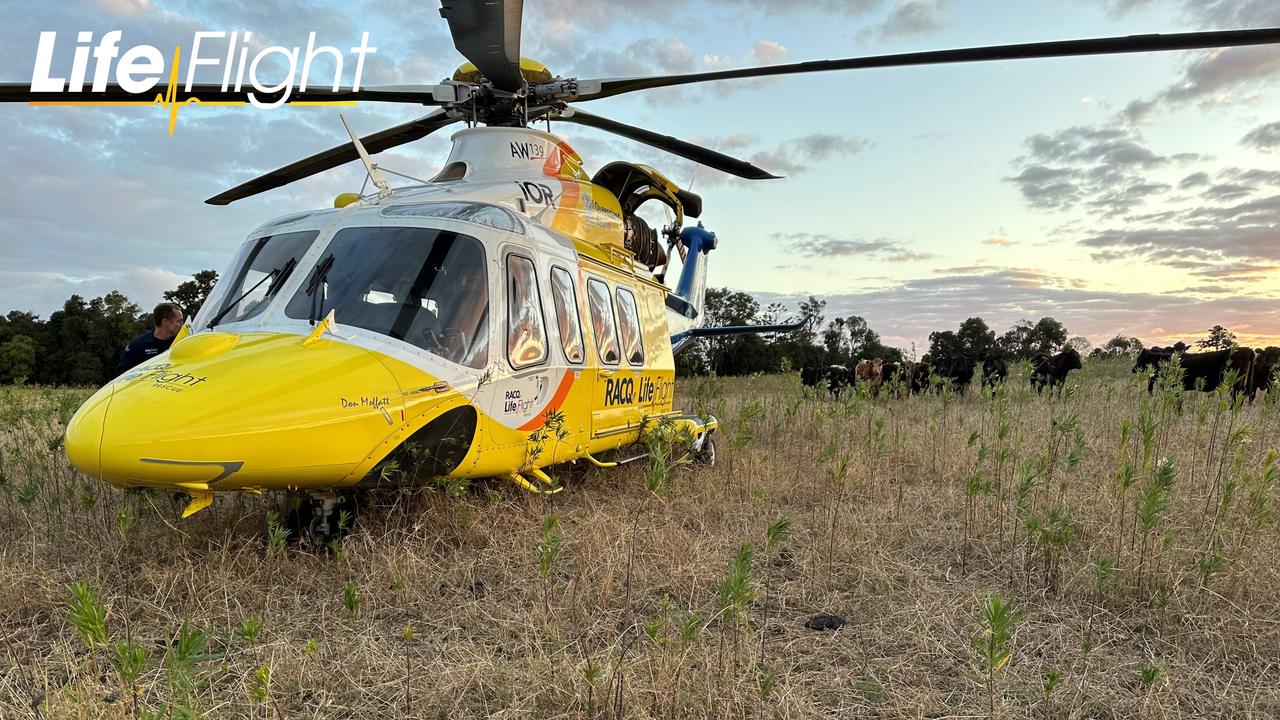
[{"x1": 64, "y1": 127, "x2": 716, "y2": 511}]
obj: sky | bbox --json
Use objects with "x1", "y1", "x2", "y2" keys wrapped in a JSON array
[{"x1": 0, "y1": 0, "x2": 1277, "y2": 352}]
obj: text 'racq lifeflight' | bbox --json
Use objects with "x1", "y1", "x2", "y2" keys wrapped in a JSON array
[{"x1": 6, "y1": 1, "x2": 1278, "y2": 538}]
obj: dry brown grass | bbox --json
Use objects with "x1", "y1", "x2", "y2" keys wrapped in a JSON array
[{"x1": 2, "y1": 360, "x2": 1280, "y2": 719}]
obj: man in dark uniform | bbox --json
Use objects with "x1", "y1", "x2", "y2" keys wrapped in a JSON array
[{"x1": 116, "y1": 302, "x2": 184, "y2": 376}]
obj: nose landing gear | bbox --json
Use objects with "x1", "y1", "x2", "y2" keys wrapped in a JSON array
[{"x1": 285, "y1": 491, "x2": 363, "y2": 545}]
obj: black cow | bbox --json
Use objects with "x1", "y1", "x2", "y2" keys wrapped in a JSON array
[
  {"x1": 877, "y1": 362, "x2": 904, "y2": 397},
  {"x1": 1030, "y1": 348, "x2": 1082, "y2": 392},
  {"x1": 1250, "y1": 347, "x2": 1280, "y2": 400},
  {"x1": 826, "y1": 365, "x2": 853, "y2": 399},
  {"x1": 906, "y1": 362, "x2": 933, "y2": 394},
  {"x1": 800, "y1": 365, "x2": 823, "y2": 390},
  {"x1": 932, "y1": 356, "x2": 975, "y2": 393},
  {"x1": 1149, "y1": 347, "x2": 1256, "y2": 395},
  {"x1": 1132, "y1": 348, "x2": 1174, "y2": 375},
  {"x1": 981, "y1": 356, "x2": 1008, "y2": 391},
  {"x1": 879, "y1": 361, "x2": 901, "y2": 382}
]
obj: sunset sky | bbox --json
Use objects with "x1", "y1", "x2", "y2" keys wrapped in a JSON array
[{"x1": 1, "y1": 0, "x2": 1277, "y2": 351}]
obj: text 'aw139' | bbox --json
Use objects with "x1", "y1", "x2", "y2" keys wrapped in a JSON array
[{"x1": 5, "y1": 1, "x2": 1278, "y2": 538}]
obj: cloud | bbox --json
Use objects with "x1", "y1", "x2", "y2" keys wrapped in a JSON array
[
  {"x1": 982, "y1": 236, "x2": 1018, "y2": 247},
  {"x1": 1242, "y1": 121, "x2": 1280, "y2": 152},
  {"x1": 1203, "y1": 183, "x2": 1255, "y2": 202},
  {"x1": 776, "y1": 232, "x2": 933, "y2": 263},
  {"x1": 1158, "y1": 46, "x2": 1280, "y2": 107},
  {"x1": 1005, "y1": 112, "x2": 1280, "y2": 286},
  {"x1": 872, "y1": 0, "x2": 950, "y2": 40},
  {"x1": 1007, "y1": 124, "x2": 1181, "y2": 216},
  {"x1": 1179, "y1": 171, "x2": 1211, "y2": 189},
  {"x1": 1103, "y1": 1, "x2": 1280, "y2": 124}
]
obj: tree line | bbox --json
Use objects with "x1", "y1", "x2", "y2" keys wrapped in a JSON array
[
  {"x1": 676, "y1": 289, "x2": 1246, "y2": 377},
  {"x1": 0, "y1": 271, "x2": 216, "y2": 386},
  {"x1": 0, "y1": 278, "x2": 1245, "y2": 385}
]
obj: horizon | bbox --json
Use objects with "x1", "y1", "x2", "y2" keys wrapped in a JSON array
[{"x1": 1, "y1": 0, "x2": 1277, "y2": 351}]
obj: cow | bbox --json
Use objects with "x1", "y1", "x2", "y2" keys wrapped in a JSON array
[
  {"x1": 855, "y1": 358, "x2": 885, "y2": 396},
  {"x1": 826, "y1": 365, "x2": 853, "y2": 399},
  {"x1": 981, "y1": 356, "x2": 1008, "y2": 392},
  {"x1": 1030, "y1": 348, "x2": 1083, "y2": 392},
  {"x1": 906, "y1": 362, "x2": 933, "y2": 394},
  {"x1": 800, "y1": 365, "x2": 823, "y2": 391},
  {"x1": 1148, "y1": 347, "x2": 1256, "y2": 396},
  {"x1": 932, "y1": 356, "x2": 976, "y2": 393},
  {"x1": 1250, "y1": 347, "x2": 1280, "y2": 401},
  {"x1": 1132, "y1": 348, "x2": 1174, "y2": 375},
  {"x1": 880, "y1": 361, "x2": 901, "y2": 384}
]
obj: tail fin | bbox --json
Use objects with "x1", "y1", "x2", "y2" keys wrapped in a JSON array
[{"x1": 666, "y1": 224, "x2": 717, "y2": 352}]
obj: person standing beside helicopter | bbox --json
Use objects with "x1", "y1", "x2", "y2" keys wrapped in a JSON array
[{"x1": 115, "y1": 302, "x2": 184, "y2": 377}]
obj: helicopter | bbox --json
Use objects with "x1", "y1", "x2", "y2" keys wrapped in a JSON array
[{"x1": 4, "y1": 2, "x2": 1278, "y2": 539}]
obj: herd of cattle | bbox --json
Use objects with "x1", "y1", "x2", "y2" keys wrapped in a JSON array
[{"x1": 801, "y1": 344, "x2": 1280, "y2": 401}]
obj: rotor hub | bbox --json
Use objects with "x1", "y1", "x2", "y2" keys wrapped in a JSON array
[{"x1": 452, "y1": 57, "x2": 553, "y2": 87}]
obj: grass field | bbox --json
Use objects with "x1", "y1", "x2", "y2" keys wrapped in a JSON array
[{"x1": 2, "y1": 358, "x2": 1279, "y2": 719}]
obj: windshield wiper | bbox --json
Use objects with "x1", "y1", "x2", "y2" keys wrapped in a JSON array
[
  {"x1": 265, "y1": 257, "x2": 297, "y2": 297},
  {"x1": 208, "y1": 264, "x2": 286, "y2": 329},
  {"x1": 305, "y1": 253, "x2": 336, "y2": 325}
]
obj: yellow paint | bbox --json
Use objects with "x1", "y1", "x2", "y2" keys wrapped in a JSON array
[
  {"x1": 452, "y1": 57, "x2": 554, "y2": 85},
  {"x1": 181, "y1": 490, "x2": 214, "y2": 518}
]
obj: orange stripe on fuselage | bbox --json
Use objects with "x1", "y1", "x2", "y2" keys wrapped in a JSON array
[
  {"x1": 517, "y1": 370, "x2": 576, "y2": 431},
  {"x1": 544, "y1": 140, "x2": 582, "y2": 232}
]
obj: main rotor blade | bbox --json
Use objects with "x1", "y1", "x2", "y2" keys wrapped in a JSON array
[
  {"x1": 572, "y1": 28, "x2": 1280, "y2": 102},
  {"x1": 556, "y1": 107, "x2": 780, "y2": 181},
  {"x1": 439, "y1": 0, "x2": 525, "y2": 93},
  {"x1": 0, "y1": 83, "x2": 448, "y2": 104},
  {"x1": 205, "y1": 109, "x2": 458, "y2": 205}
]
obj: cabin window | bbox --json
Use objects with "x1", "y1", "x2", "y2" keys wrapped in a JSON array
[
  {"x1": 283, "y1": 226, "x2": 489, "y2": 369},
  {"x1": 506, "y1": 254, "x2": 549, "y2": 369},
  {"x1": 615, "y1": 287, "x2": 644, "y2": 365},
  {"x1": 203, "y1": 230, "x2": 317, "y2": 328},
  {"x1": 586, "y1": 278, "x2": 619, "y2": 365},
  {"x1": 550, "y1": 266, "x2": 585, "y2": 364}
]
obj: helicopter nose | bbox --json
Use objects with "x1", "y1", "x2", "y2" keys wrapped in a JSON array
[
  {"x1": 76, "y1": 332, "x2": 412, "y2": 491},
  {"x1": 65, "y1": 385, "x2": 114, "y2": 480}
]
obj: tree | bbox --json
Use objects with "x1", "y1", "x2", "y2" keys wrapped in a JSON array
[
  {"x1": 1067, "y1": 336, "x2": 1092, "y2": 354},
  {"x1": 694, "y1": 288, "x2": 776, "y2": 376},
  {"x1": 1101, "y1": 335, "x2": 1144, "y2": 357},
  {"x1": 164, "y1": 269, "x2": 219, "y2": 319},
  {"x1": 0, "y1": 335, "x2": 36, "y2": 384},
  {"x1": 796, "y1": 296, "x2": 826, "y2": 348},
  {"x1": 928, "y1": 330, "x2": 966, "y2": 362},
  {"x1": 823, "y1": 317, "x2": 849, "y2": 361},
  {"x1": 998, "y1": 320, "x2": 1036, "y2": 359},
  {"x1": 1197, "y1": 325, "x2": 1237, "y2": 350},
  {"x1": 1030, "y1": 317, "x2": 1068, "y2": 355},
  {"x1": 845, "y1": 316, "x2": 880, "y2": 358},
  {"x1": 957, "y1": 317, "x2": 997, "y2": 359}
]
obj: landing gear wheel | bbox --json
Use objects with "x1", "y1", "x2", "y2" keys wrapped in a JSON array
[
  {"x1": 693, "y1": 432, "x2": 717, "y2": 466},
  {"x1": 284, "y1": 492, "x2": 362, "y2": 546}
]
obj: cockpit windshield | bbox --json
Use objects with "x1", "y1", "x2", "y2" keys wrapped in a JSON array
[
  {"x1": 200, "y1": 230, "x2": 317, "y2": 328},
  {"x1": 284, "y1": 226, "x2": 490, "y2": 369}
]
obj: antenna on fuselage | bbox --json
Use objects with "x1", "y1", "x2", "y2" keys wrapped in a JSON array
[{"x1": 340, "y1": 114, "x2": 391, "y2": 200}]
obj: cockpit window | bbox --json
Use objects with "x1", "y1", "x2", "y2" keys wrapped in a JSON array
[
  {"x1": 202, "y1": 230, "x2": 316, "y2": 328},
  {"x1": 284, "y1": 226, "x2": 489, "y2": 369}
]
